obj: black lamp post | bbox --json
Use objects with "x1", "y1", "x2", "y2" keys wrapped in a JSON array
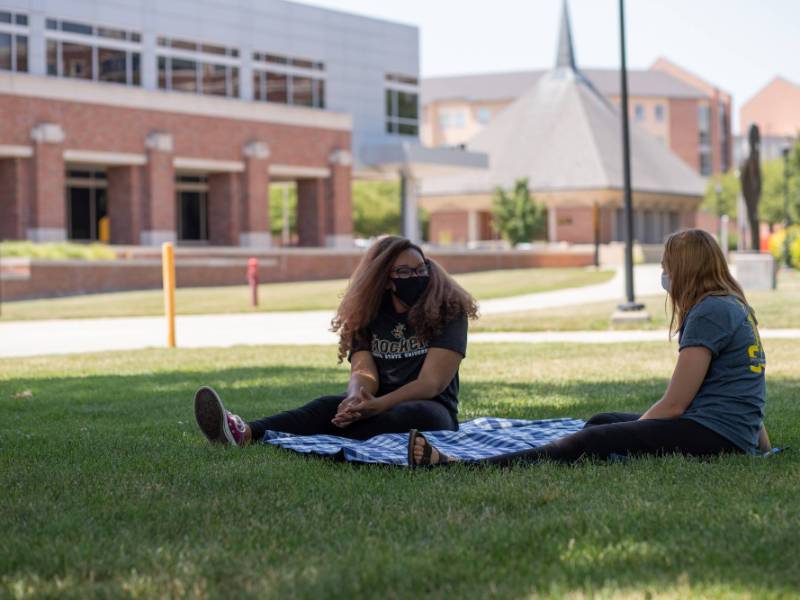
[
  {"x1": 783, "y1": 145, "x2": 791, "y2": 267},
  {"x1": 618, "y1": 0, "x2": 643, "y2": 311}
]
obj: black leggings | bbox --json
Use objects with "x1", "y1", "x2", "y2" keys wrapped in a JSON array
[
  {"x1": 477, "y1": 412, "x2": 741, "y2": 466},
  {"x1": 248, "y1": 394, "x2": 458, "y2": 442}
]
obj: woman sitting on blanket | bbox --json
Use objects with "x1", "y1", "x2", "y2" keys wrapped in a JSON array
[
  {"x1": 194, "y1": 235, "x2": 478, "y2": 446},
  {"x1": 410, "y1": 228, "x2": 771, "y2": 466}
]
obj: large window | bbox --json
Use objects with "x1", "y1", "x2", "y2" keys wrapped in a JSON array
[
  {"x1": 438, "y1": 109, "x2": 466, "y2": 130},
  {"x1": 698, "y1": 103, "x2": 712, "y2": 176},
  {"x1": 176, "y1": 175, "x2": 209, "y2": 243},
  {"x1": 66, "y1": 169, "x2": 108, "y2": 242},
  {"x1": 654, "y1": 103, "x2": 665, "y2": 122},
  {"x1": 45, "y1": 18, "x2": 141, "y2": 85},
  {"x1": 719, "y1": 101, "x2": 730, "y2": 172},
  {"x1": 252, "y1": 52, "x2": 325, "y2": 109},
  {"x1": 0, "y1": 10, "x2": 28, "y2": 72},
  {"x1": 698, "y1": 103, "x2": 712, "y2": 145},
  {"x1": 158, "y1": 37, "x2": 239, "y2": 97},
  {"x1": 385, "y1": 73, "x2": 419, "y2": 136}
]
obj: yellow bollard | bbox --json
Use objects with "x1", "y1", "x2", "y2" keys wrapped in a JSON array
[{"x1": 161, "y1": 242, "x2": 176, "y2": 348}]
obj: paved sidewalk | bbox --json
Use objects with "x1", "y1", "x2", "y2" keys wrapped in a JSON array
[
  {"x1": 479, "y1": 264, "x2": 665, "y2": 314},
  {"x1": 2, "y1": 308, "x2": 799, "y2": 358},
  {"x1": 4, "y1": 264, "x2": 793, "y2": 358}
]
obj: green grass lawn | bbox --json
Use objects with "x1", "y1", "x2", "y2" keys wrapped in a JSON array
[
  {"x1": 2, "y1": 342, "x2": 798, "y2": 599},
  {"x1": 0, "y1": 267, "x2": 613, "y2": 321},
  {"x1": 474, "y1": 269, "x2": 800, "y2": 333}
]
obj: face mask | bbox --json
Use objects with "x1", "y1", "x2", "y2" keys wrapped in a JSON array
[
  {"x1": 392, "y1": 275, "x2": 430, "y2": 308},
  {"x1": 661, "y1": 271, "x2": 672, "y2": 293}
]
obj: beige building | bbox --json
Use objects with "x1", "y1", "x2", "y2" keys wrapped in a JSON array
[
  {"x1": 422, "y1": 61, "x2": 733, "y2": 178},
  {"x1": 735, "y1": 77, "x2": 800, "y2": 164},
  {"x1": 740, "y1": 77, "x2": 800, "y2": 137},
  {"x1": 419, "y1": 2, "x2": 705, "y2": 247}
]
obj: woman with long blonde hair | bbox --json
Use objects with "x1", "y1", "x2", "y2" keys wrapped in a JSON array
[
  {"x1": 410, "y1": 229, "x2": 770, "y2": 466},
  {"x1": 194, "y1": 236, "x2": 478, "y2": 446}
]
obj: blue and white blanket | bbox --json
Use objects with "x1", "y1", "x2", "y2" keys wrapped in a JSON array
[{"x1": 262, "y1": 417, "x2": 586, "y2": 465}]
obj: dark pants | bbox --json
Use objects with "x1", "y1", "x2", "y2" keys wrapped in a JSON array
[
  {"x1": 248, "y1": 394, "x2": 458, "y2": 442},
  {"x1": 478, "y1": 412, "x2": 741, "y2": 466}
]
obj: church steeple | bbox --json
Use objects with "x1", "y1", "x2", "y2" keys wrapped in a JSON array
[{"x1": 555, "y1": 0, "x2": 577, "y2": 71}]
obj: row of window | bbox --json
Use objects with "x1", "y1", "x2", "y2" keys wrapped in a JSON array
[
  {"x1": 252, "y1": 70, "x2": 325, "y2": 108},
  {"x1": 633, "y1": 103, "x2": 665, "y2": 123},
  {"x1": 385, "y1": 88, "x2": 419, "y2": 135},
  {"x1": 47, "y1": 40, "x2": 141, "y2": 85},
  {"x1": 613, "y1": 209, "x2": 680, "y2": 245},
  {"x1": 158, "y1": 55, "x2": 239, "y2": 97},
  {"x1": 438, "y1": 106, "x2": 492, "y2": 130},
  {"x1": 4, "y1": 13, "x2": 420, "y2": 136},
  {"x1": 0, "y1": 10, "x2": 27, "y2": 25},
  {"x1": 158, "y1": 36, "x2": 238, "y2": 57},
  {"x1": 0, "y1": 31, "x2": 26, "y2": 72},
  {"x1": 253, "y1": 52, "x2": 323, "y2": 71},
  {"x1": 46, "y1": 17, "x2": 140, "y2": 42}
]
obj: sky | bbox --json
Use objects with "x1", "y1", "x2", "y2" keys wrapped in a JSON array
[{"x1": 302, "y1": 0, "x2": 800, "y2": 134}]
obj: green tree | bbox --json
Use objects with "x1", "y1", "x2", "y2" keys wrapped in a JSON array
[
  {"x1": 761, "y1": 139, "x2": 800, "y2": 226},
  {"x1": 352, "y1": 180, "x2": 401, "y2": 238},
  {"x1": 269, "y1": 184, "x2": 297, "y2": 241},
  {"x1": 702, "y1": 171, "x2": 739, "y2": 218},
  {"x1": 491, "y1": 178, "x2": 546, "y2": 246}
]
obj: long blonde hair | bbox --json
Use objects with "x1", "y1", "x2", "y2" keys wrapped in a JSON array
[{"x1": 662, "y1": 228, "x2": 755, "y2": 338}]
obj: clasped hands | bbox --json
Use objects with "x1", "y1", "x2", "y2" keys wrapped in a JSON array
[{"x1": 331, "y1": 386, "x2": 387, "y2": 428}]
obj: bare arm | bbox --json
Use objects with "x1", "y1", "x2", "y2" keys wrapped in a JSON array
[
  {"x1": 640, "y1": 346, "x2": 711, "y2": 420},
  {"x1": 346, "y1": 350, "x2": 379, "y2": 397},
  {"x1": 336, "y1": 348, "x2": 463, "y2": 424},
  {"x1": 378, "y1": 347, "x2": 463, "y2": 410}
]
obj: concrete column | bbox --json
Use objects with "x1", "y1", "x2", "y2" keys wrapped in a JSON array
[
  {"x1": 547, "y1": 205, "x2": 558, "y2": 243},
  {"x1": 208, "y1": 172, "x2": 240, "y2": 246},
  {"x1": 107, "y1": 165, "x2": 143, "y2": 245},
  {"x1": 29, "y1": 123, "x2": 66, "y2": 241},
  {"x1": 28, "y1": 13, "x2": 46, "y2": 76},
  {"x1": 141, "y1": 131, "x2": 176, "y2": 246},
  {"x1": 0, "y1": 158, "x2": 28, "y2": 240},
  {"x1": 297, "y1": 178, "x2": 327, "y2": 247},
  {"x1": 141, "y1": 31, "x2": 158, "y2": 90},
  {"x1": 240, "y1": 141, "x2": 271, "y2": 247},
  {"x1": 325, "y1": 149, "x2": 353, "y2": 247},
  {"x1": 400, "y1": 170, "x2": 420, "y2": 244},
  {"x1": 467, "y1": 210, "x2": 479, "y2": 244}
]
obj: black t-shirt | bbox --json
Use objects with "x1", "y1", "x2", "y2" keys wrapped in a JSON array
[{"x1": 349, "y1": 293, "x2": 468, "y2": 415}]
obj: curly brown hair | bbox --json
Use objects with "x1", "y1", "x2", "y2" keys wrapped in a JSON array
[{"x1": 331, "y1": 236, "x2": 479, "y2": 362}]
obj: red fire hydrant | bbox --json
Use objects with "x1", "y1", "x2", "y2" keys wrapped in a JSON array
[{"x1": 247, "y1": 257, "x2": 259, "y2": 307}]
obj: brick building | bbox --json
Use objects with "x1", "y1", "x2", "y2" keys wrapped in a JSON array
[
  {"x1": 419, "y1": 2, "x2": 705, "y2": 246},
  {"x1": 735, "y1": 77, "x2": 800, "y2": 164},
  {"x1": 422, "y1": 57, "x2": 732, "y2": 179},
  {"x1": 0, "y1": 0, "x2": 482, "y2": 247}
]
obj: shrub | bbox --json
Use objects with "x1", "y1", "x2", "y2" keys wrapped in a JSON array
[{"x1": 0, "y1": 241, "x2": 117, "y2": 261}]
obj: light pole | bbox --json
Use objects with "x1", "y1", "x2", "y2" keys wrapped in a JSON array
[
  {"x1": 715, "y1": 180, "x2": 723, "y2": 240},
  {"x1": 617, "y1": 0, "x2": 643, "y2": 312},
  {"x1": 783, "y1": 146, "x2": 791, "y2": 267}
]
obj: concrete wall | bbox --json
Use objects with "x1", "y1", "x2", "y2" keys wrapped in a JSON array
[{"x1": 1, "y1": 248, "x2": 595, "y2": 300}]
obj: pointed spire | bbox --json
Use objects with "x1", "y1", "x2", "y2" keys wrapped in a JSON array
[{"x1": 555, "y1": 0, "x2": 577, "y2": 71}]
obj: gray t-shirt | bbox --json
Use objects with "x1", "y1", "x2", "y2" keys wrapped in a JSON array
[{"x1": 679, "y1": 295, "x2": 766, "y2": 454}]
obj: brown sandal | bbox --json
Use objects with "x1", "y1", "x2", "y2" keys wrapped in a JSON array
[{"x1": 407, "y1": 429, "x2": 450, "y2": 467}]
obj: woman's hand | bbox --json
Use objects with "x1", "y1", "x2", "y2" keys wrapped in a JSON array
[{"x1": 331, "y1": 387, "x2": 387, "y2": 427}]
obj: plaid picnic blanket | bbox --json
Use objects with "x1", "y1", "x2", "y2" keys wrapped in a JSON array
[{"x1": 261, "y1": 417, "x2": 586, "y2": 465}]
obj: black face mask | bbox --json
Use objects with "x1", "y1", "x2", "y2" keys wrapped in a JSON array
[{"x1": 392, "y1": 276, "x2": 430, "y2": 308}]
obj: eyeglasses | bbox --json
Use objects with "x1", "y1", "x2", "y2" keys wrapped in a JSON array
[{"x1": 390, "y1": 260, "x2": 430, "y2": 279}]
